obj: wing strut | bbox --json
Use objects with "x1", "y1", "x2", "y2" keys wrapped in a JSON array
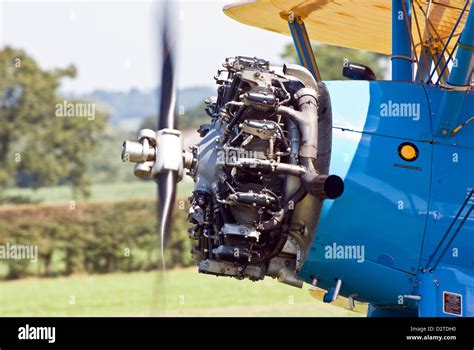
[{"x1": 288, "y1": 12, "x2": 321, "y2": 81}]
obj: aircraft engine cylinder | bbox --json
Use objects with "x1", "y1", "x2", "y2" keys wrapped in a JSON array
[{"x1": 185, "y1": 56, "x2": 342, "y2": 286}]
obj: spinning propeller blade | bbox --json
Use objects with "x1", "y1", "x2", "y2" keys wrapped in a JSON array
[{"x1": 155, "y1": 0, "x2": 179, "y2": 256}]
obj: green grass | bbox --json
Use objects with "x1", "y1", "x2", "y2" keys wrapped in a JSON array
[
  {"x1": 0, "y1": 268, "x2": 365, "y2": 317},
  {"x1": 4, "y1": 181, "x2": 194, "y2": 205}
]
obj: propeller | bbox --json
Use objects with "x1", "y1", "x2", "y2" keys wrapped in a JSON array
[
  {"x1": 122, "y1": 3, "x2": 183, "y2": 241},
  {"x1": 121, "y1": 0, "x2": 188, "y2": 298},
  {"x1": 154, "y1": 0, "x2": 179, "y2": 258}
]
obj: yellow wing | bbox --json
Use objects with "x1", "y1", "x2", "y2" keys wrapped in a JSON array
[{"x1": 223, "y1": 0, "x2": 470, "y2": 55}]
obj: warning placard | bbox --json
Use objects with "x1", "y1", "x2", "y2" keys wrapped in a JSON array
[{"x1": 443, "y1": 291, "x2": 462, "y2": 316}]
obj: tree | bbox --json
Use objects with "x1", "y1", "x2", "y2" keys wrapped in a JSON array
[
  {"x1": 0, "y1": 47, "x2": 107, "y2": 200},
  {"x1": 139, "y1": 102, "x2": 208, "y2": 132},
  {"x1": 281, "y1": 43, "x2": 389, "y2": 80}
]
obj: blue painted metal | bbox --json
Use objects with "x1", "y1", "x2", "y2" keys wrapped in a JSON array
[
  {"x1": 288, "y1": 16, "x2": 321, "y2": 81},
  {"x1": 298, "y1": 81, "x2": 432, "y2": 305},
  {"x1": 434, "y1": 5, "x2": 474, "y2": 137},
  {"x1": 423, "y1": 190, "x2": 473, "y2": 272},
  {"x1": 392, "y1": 0, "x2": 413, "y2": 81},
  {"x1": 416, "y1": 266, "x2": 474, "y2": 317},
  {"x1": 328, "y1": 80, "x2": 432, "y2": 140},
  {"x1": 416, "y1": 140, "x2": 474, "y2": 316},
  {"x1": 367, "y1": 304, "x2": 418, "y2": 317},
  {"x1": 424, "y1": 84, "x2": 474, "y2": 149},
  {"x1": 279, "y1": 0, "x2": 474, "y2": 317},
  {"x1": 298, "y1": 80, "x2": 474, "y2": 315}
]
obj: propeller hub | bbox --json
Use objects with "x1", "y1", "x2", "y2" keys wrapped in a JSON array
[
  {"x1": 151, "y1": 128, "x2": 184, "y2": 180},
  {"x1": 122, "y1": 128, "x2": 191, "y2": 182}
]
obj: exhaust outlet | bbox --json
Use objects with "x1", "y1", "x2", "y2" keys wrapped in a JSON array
[
  {"x1": 308, "y1": 174, "x2": 344, "y2": 199},
  {"x1": 278, "y1": 87, "x2": 344, "y2": 200}
]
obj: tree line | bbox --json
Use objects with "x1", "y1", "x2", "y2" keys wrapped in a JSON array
[{"x1": 0, "y1": 199, "x2": 194, "y2": 279}]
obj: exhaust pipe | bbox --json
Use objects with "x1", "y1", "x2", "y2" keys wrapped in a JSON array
[{"x1": 278, "y1": 87, "x2": 344, "y2": 199}]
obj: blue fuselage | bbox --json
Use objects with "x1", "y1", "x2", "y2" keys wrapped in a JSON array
[{"x1": 298, "y1": 81, "x2": 473, "y2": 316}]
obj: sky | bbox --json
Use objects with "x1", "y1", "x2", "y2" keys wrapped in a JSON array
[{"x1": 0, "y1": 0, "x2": 292, "y2": 94}]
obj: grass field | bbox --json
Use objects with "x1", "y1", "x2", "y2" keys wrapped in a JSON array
[
  {"x1": 4, "y1": 181, "x2": 194, "y2": 204},
  {"x1": 0, "y1": 268, "x2": 365, "y2": 317},
  {"x1": 2, "y1": 182, "x2": 366, "y2": 317}
]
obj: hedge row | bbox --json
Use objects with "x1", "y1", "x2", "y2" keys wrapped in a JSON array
[{"x1": 0, "y1": 200, "x2": 194, "y2": 279}]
